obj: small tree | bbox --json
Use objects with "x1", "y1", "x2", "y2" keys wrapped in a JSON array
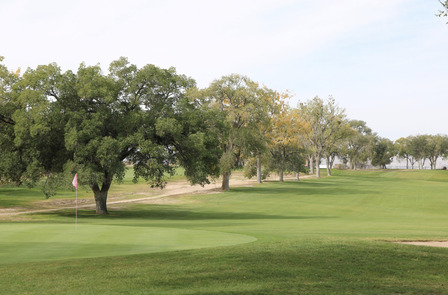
[{"x1": 371, "y1": 137, "x2": 395, "y2": 169}]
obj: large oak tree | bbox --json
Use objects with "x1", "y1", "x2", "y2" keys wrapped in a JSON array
[{"x1": 0, "y1": 57, "x2": 222, "y2": 214}]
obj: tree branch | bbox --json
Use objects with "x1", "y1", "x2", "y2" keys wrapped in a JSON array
[{"x1": 0, "y1": 114, "x2": 15, "y2": 125}]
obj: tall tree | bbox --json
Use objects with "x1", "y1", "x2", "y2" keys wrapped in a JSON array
[
  {"x1": 322, "y1": 120, "x2": 351, "y2": 176},
  {"x1": 0, "y1": 57, "x2": 23, "y2": 184},
  {"x1": 407, "y1": 135, "x2": 429, "y2": 169},
  {"x1": 341, "y1": 120, "x2": 375, "y2": 170},
  {"x1": 199, "y1": 74, "x2": 276, "y2": 190},
  {"x1": 298, "y1": 96, "x2": 346, "y2": 178},
  {"x1": 394, "y1": 137, "x2": 415, "y2": 169},
  {"x1": 2, "y1": 57, "x2": 222, "y2": 214},
  {"x1": 266, "y1": 107, "x2": 309, "y2": 181},
  {"x1": 425, "y1": 134, "x2": 448, "y2": 169}
]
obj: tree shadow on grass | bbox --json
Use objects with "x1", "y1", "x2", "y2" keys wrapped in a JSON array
[
  {"x1": 35, "y1": 207, "x2": 337, "y2": 222},
  {"x1": 229, "y1": 181, "x2": 378, "y2": 197}
]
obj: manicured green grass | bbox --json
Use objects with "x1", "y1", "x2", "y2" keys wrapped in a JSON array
[
  {"x1": 1, "y1": 169, "x2": 448, "y2": 294},
  {"x1": 0, "y1": 223, "x2": 255, "y2": 264}
]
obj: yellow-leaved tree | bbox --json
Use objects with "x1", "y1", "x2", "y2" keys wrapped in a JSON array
[{"x1": 266, "y1": 103, "x2": 310, "y2": 181}]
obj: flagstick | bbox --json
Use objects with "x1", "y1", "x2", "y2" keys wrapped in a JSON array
[
  {"x1": 75, "y1": 188, "x2": 78, "y2": 230},
  {"x1": 72, "y1": 173, "x2": 79, "y2": 230}
]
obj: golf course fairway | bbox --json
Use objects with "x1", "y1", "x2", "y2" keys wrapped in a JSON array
[
  {"x1": 0, "y1": 223, "x2": 256, "y2": 264},
  {"x1": 2, "y1": 169, "x2": 448, "y2": 294}
]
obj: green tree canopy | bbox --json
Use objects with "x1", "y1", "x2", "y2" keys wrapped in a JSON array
[
  {"x1": 0, "y1": 57, "x2": 222, "y2": 214},
  {"x1": 341, "y1": 120, "x2": 375, "y2": 170},
  {"x1": 0, "y1": 57, "x2": 23, "y2": 184},
  {"x1": 371, "y1": 137, "x2": 395, "y2": 169},
  {"x1": 298, "y1": 96, "x2": 346, "y2": 178},
  {"x1": 197, "y1": 74, "x2": 277, "y2": 190}
]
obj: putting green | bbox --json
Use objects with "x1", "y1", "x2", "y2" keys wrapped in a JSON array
[{"x1": 0, "y1": 223, "x2": 256, "y2": 264}]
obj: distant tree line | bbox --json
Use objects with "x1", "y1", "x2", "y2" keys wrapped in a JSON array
[{"x1": 1, "y1": 57, "x2": 447, "y2": 214}]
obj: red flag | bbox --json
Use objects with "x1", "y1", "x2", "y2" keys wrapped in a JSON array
[{"x1": 72, "y1": 173, "x2": 78, "y2": 189}]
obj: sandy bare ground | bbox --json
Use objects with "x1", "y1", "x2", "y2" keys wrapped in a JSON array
[
  {"x1": 393, "y1": 241, "x2": 448, "y2": 248},
  {"x1": 0, "y1": 173, "x2": 309, "y2": 217}
]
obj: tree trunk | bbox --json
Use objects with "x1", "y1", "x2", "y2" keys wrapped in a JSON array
[
  {"x1": 316, "y1": 153, "x2": 321, "y2": 178},
  {"x1": 221, "y1": 172, "x2": 230, "y2": 190},
  {"x1": 90, "y1": 180, "x2": 111, "y2": 215},
  {"x1": 94, "y1": 190, "x2": 109, "y2": 215},
  {"x1": 256, "y1": 154, "x2": 262, "y2": 184},
  {"x1": 406, "y1": 158, "x2": 409, "y2": 169},
  {"x1": 308, "y1": 155, "x2": 314, "y2": 174},
  {"x1": 330, "y1": 155, "x2": 336, "y2": 169},
  {"x1": 326, "y1": 156, "x2": 331, "y2": 176},
  {"x1": 279, "y1": 169, "x2": 284, "y2": 182},
  {"x1": 295, "y1": 172, "x2": 299, "y2": 181}
]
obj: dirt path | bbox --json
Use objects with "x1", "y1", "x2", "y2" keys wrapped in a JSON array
[
  {"x1": 0, "y1": 173, "x2": 310, "y2": 217},
  {"x1": 393, "y1": 241, "x2": 448, "y2": 248}
]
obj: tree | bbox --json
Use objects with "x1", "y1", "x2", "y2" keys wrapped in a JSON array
[
  {"x1": 2, "y1": 57, "x2": 222, "y2": 214},
  {"x1": 371, "y1": 137, "x2": 395, "y2": 169},
  {"x1": 199, "y1": 74, "x2": 276, "y2": 190},
  {"x1": 266, "y1": 107, "x2": 308, "y2": 181},
  {"x1": 394, "y1": 137, "x2": 413, "y2": 169},
  {"x1": 341, "y1": 120, "x2": 375, "y2": 170},
  {"x1": 322, "y1": 120, "x2": 351, "y2": 176},
  {"x1": 0, "y1": 57, "x2": 23, "y2": 184},
  {"x1": 407, "y1": 135, "x2": 429, "y2": 169},
  {"x1": 425, "y1": 134, "x2": 448, "y2": 169},
  {"x1": 299, "y1": 96, "x2": 346, "y2": 178}
]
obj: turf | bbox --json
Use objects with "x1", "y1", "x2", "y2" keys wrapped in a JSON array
[
  {"x1": 1, "y1": 169, "x2": 448, "y2": 294},
  {"x1": 0, "y1": 223, "x2": 255, "y2": 264}
]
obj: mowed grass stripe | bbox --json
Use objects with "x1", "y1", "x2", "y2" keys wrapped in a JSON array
[{"x1": 0, "y1": 224, "x2": 256, "y2": 264}]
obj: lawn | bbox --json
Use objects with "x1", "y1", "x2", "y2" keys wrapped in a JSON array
[{"x1": 1, "y1": 169, "x2": 448, "y2": 294}]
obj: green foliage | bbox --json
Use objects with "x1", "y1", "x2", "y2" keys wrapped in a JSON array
[
  {"x1": 0, "y1": 57, "x2": 223, "y2": 213},
  {"x1": 0, "y1": 57, "x2": 25, "y2": 184},
  {"x1": 400, "y1": 134, "x2": 448, "y2": 170},
  {"x1": 242, "y1": 156, "x2": 271, "y2": 179},
  {"x1": 438, "y1": 0, "x2": 448, "y2": 22},
  {"x1": 299, "y1": 96, "x2": 346, "y2": 176},
  {"x1": 370, "y1": 137, "x2": 395, "y2": 168},
  {"x1": 196, "y1": 74, "x2": 278, "y2": 188},
  {"x1": 340, "y1": 120, "x2": 376, "y2": 169}
]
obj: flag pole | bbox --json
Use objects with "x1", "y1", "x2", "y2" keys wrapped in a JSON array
[
  {"x1": 72, "y1": 173, "x2": 79, "y2": 230},
  {"x1": 75, "y1": 187, "x2": 78, "y2": 230}
]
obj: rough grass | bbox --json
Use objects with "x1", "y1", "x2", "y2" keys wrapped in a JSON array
[
  {"x1": 1, "y1": 169, "x2": 448, "y2": 294},
  {"x1": 0, "y1": 167, "x2": 185, "y2": 209}
]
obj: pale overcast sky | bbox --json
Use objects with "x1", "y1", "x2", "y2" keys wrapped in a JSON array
[{"x1": 1, "y1": 0, "x2": 447, "y2": 140}]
